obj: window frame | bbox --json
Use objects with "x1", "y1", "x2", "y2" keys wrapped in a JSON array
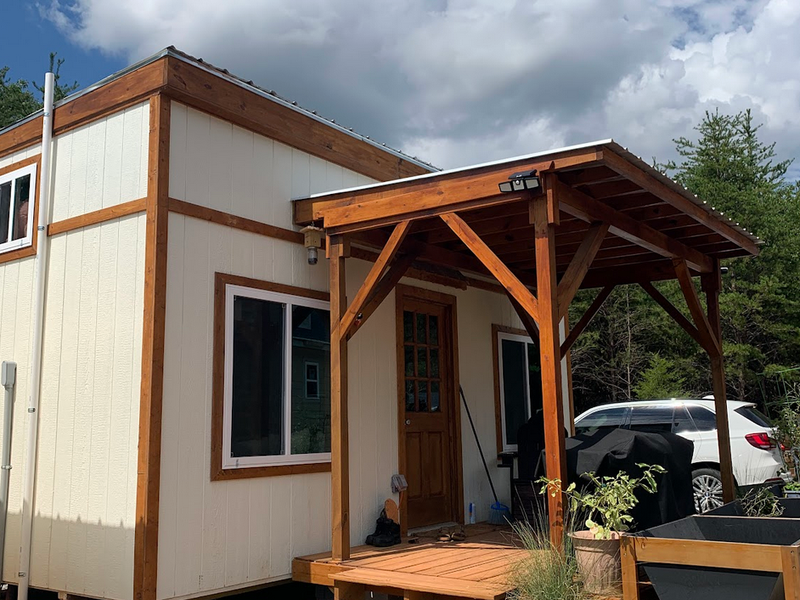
[
  {"x1": 211, "y1": 273, "x2": 332, "y2": 480},
  {"x1": 304, "y1": 361, "x2": 320, "y2": 399},
  {"x1": 492, "y1": 325, "x2": 539, "y2": 453},
  {"x1": 0, "y1": 156, "x2": 40, "y2": 263}
]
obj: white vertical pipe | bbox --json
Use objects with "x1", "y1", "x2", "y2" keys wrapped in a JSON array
[
  {"x1": 0, "y1": 361, "x2": 17, "y2": 581},
  {"x1": 17, "y1": 72, "x2": 54, "y2": 600}
]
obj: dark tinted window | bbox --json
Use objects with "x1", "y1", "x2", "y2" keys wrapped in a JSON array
[
  {"x1": 672, "y1": 405, "x2": 696, "y2": 433},
  {"x1": 736, "y1": 406, "x2": 773, "y2": 428},
  {"x1": 629, "y1": 406, "x2": 674, "y2": 433},
  {"x1": 687, "y1": 405, "x2": 717, "y2": 431},
  {"x1": 576, "y1": 407, "x2": 628, "y2": 434},
  {"x1": 501, "y1": 339, "x2": 527, "y2": 446}
]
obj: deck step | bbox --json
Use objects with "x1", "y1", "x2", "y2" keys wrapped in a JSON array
[{"x1": 331, "y1": 567, "x2": 510, "y2": 600}]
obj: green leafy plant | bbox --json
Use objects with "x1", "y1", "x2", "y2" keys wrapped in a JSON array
[
  {"x1": 539, "y1": 464, "x2": 666, "y2": 540},
  {"x1": 784, "y1": 481, "x2": 800, "y2": 491},
  {"x1": 741, "y1": 487, "x2": 784, "y2": 517}
]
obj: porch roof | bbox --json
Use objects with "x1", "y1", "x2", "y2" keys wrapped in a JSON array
[{"x1": 294, "y1": 139, "x2": 761, "y2": 289}]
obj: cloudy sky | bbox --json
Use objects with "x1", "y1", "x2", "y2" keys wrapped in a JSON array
[{"x1": 10, "y1": 0, "x2": 800, "y2": 178}]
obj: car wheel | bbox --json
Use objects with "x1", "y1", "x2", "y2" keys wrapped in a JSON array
[{"x1": 692, "y1": 467, "x2": 724, "y2": 513}]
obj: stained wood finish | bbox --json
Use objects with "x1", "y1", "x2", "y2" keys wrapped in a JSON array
[
  {"x1": 673, "y1": 259, "x2": 720, "y2": 356},
  {"x1": 134, "y1": 93, "x2": 170, "y2": 600},
  {"x1": 48, "y1": 197, "x2": 147, "y2": 236},
  {"x1": 396, "y1": 287, "x2": 462, "y2": 530},
  {"x1": 330, "y1": 235, "x2": 350, "y2": 561},
  {"x1": 0, "y1": 154, "x2": 41, "y2": 266},
  {"x1": 640, "y1": 281, "x2": 705, "y2": 349},
  {"x1": 782, "y1": 544, "x2": 800, "y2": 600},
  {"x1": 531, "y1": 181, "x2": 567, "y2": 548},
  {"x1": 620, "y1": 535, "x2": 640, "y2": 600},
  {"x1": 561, "y1": 285, "x2": 613, "y2": 358},
  {"x1": 556, "y1": 221, "x2": 609, "y2": 318},
  {"x1": 441, "y1": 212, "x2": 538, "y2": 324}
]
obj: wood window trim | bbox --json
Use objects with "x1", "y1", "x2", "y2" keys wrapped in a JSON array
[
  {"x1": 211, "y1": 271, "x2": 332, "y2": 481},
  {"x1": 491, "y1": 324, "x2": 531, "y2": 455},
  {"x1": 0, "y1": 155, "x2": 41, "y2": 265}
]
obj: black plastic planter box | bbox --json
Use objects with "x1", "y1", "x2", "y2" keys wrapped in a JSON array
[
  {"x1": 620, "y1": 515, "x2": 800, "y2": 600},
  {"x1": 706, "y1": 497, "x2": 800, "y2": 518}
]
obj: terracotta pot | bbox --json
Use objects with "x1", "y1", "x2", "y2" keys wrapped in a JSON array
[{"x1": 569, "y1": 530, "x2": 621, "y2": 594}]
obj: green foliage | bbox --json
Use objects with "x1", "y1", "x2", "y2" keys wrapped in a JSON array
[
  {"x1": 0, "y1": 53, "x2": 79, "y2": 130},
  {"x1": 508, "y1": 520, "x2": 586, "y2": 600},
  {"x1": 633, "y1": 354, "x2": 687, "y2": 399},
  {"x1": 784, "y1": 481, "x2": 800, "y2": 491},
  {"x1": 740, "y1": 487, "x2": 784, "y2": 517},
  {"x1": 774, "y1": 404, "x2": 800, "y2": 451},
  {"x1": 539, "y1": 464, "x2": 666, "y2": 540},
  {"x1": 570, "y1": 109, "x2": 800, "y2": 412}
]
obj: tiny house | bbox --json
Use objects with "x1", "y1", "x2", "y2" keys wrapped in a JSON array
[{"x1": 0, "y1": 47, "x2": 759, "y2": 600}]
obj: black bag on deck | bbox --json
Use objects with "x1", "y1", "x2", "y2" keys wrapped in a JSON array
[{"x1": 365, "y1": 509, "x2": 401, "y2": 547}]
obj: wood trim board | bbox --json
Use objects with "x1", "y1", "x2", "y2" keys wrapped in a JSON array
[
  {"x1": 0, "y1": 154, "x2": 41, "y2": 266},
  {"x1": 490, "y1": 324, "x2": 529, "y2": 455},
  {"x1": 48, "y1": 197, "x2": 147, "y2": 236}
]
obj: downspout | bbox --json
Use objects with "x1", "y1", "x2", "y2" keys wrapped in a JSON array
[
  {"x1": 0, "y1": 362, "x2": 16, "y2": 580},
  {"x1": 18, "y1": 72, "x2": 54, "y2": 600}
]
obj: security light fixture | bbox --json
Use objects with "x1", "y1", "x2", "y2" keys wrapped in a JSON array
[
  {"x1": 301, "y1": 225, "x2": 324, "y2": 265},
  {"x1": 498, "y1": 169, "x2": 541, "y2": 194}
]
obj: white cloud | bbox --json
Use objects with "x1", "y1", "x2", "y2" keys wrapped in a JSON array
[{"x1": 42, "y1": 0, "x2": 800, "y2": 178}]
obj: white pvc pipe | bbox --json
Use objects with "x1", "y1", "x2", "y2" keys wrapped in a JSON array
[{"x1": 17, "y1": 72, "x2": 54, "y2": 600}]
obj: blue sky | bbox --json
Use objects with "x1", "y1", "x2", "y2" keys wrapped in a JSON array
[{"x1": 0, "y1": 2, "x2": 123, "y2": 99}]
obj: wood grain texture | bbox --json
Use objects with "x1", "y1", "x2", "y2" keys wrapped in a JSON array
[
  {"x1": 632, "y1": 536, "x2": 782, "y2": 572},
  {"x1": 620, "y1": 536, "x2": 640, "y2": 600},
  {"x1": 48, "y1": 197, "x2": 147, "y2": 236},
  {"x1": 556, "y1": 221, "x2": 608, "y2": 318},
  {"x1": 134, "y1": 93, "x2": 170, "y2": 600},
  {"x1": 640, "y1": 281, "x2": 705, "y2": 349},
  {"x1": 673, "y1": 258, "x2": 720, "y2": 356},
  {"x1": 782, "y1": 545, "x2": 800, "y2": 600}
]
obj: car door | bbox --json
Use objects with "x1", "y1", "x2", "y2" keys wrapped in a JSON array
[
  {"x1": 574, "y1": 406, "x2": 629, "y2": 436},
  {"x1": 685, "y1": 404, "x2": 718, "y2": 463},
  {"x1": 672, "y1": 404, "x2": 703, "y2": 463},
  {"x1": 628, "y1": 405, "x2": 675, "y2": 434}
]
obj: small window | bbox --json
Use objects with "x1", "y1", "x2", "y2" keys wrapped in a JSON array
[
  {"x1": 222, "y1": 281, "x2": 331, "y2": 469},
  {"x1": 672, "y1": 405, "x2": 696, "y2": 433},
  {"x1": 0, "y1": 162, "x2": 37, "y2": 254},
  {"x1": 575, "y1": 407, "x2": 628, "y2": 435},
  {"x1": 628, "y1": 406, "x2": 674, "y2": 433},
  {"x1": 496, "y1": 330, "x2": 542, "y2": 452},
  {"x1": 736, "y1": 406, "x2": 773, "y2": 428},
  {"x1": 687, "y1": 405, "x2": 717, "y2": 431}
]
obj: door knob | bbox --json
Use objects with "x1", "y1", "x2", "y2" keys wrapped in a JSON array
[{"x1": 405, "y1": 419, "x2": 411, "y2": 425}]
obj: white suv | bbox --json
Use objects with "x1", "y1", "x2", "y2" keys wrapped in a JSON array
[{"x1": 574, "y1": 398, "x2": 786, "y2": 513}]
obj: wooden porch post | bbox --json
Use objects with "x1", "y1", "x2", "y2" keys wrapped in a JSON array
[
  {"x1": 329, "y1": 235, "x2": 351, "y2": 560},
  {"x1": 533, "y1": 178, "x2": 568, "y2": 546},
  {"x1": 702, "y1": 261, "x2": 736, "y2": 503}
]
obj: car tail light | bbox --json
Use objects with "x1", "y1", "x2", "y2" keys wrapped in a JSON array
[{"x1": 745, "y1": 432, "x2": 776, "y2": 450}]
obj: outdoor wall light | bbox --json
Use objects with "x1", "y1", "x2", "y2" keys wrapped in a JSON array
[
  {"x1": 498, "y1": 169, "x2": 541, "y2": 194},
  {"x1": 301, "y1": 225, "x2": 324, "y2": 265}
]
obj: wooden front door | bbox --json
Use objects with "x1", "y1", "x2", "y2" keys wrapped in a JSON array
[{"x1": 397, "y1": 287, "x2": 462, "y2": 529}]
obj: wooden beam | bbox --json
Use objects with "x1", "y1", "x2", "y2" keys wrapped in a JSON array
[
  {"x1": 560, "y1": 285, "x2": 613, "y2": 358},
  {"x1": 640, "y1": 282, "x2": 706, "y2": 351},
  {"x1": 556, "y1": 222, "x2": 609, "y2": 319},
  {"x1": 702, "y1": 261, "x2": 736, "y2": 504},
  {"x1": 440, "y1": 212, "x2": 539, "y2": 325},
  {"x1": 340, "y1": 220, "x2": 411, "y2": 338},
  {"x1": 532, "y1": 179, "x2": 567, "y2": 548},
  {"x1": 554, "y1": 177, "x2": 714, "y2": 273},
  {"x1": 602, "y1": 148, "x2": 761, "y2": 256},
  {"x1": 507, "y1": 293, "x2": 539, "y2": 341},
  {"x1": 673, "y1": 259, "x2": 721, "y2": 357},
  {"x1": 782, "y1": 544, "x2": 800, "y2": 600},
  {"x1": 620, "y1": 535, "x2": 640, "y2": 600},
  {"x1": 329, "y1": 235, "x2": 350, "y2": 560}
]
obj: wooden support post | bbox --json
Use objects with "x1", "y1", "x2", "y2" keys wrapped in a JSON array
[
  {"x1": 334, "y1": 581, "x2": 365, "y2": 600},
  {"x1": 701, "y1": 262, "x2": 736, "y2": 503},
  {"x1": 560, "y1": 285, "x2": 613, "y2": 359},
  {"x1": 782, "y1": 544, "x2": 800, "y2": 600},
  {"x1": 620, "y1": 535, "x2": 640, "y2": 600},
  {"x1": 330, "y1": 235, "x2": 350, "y2": 560},
  {"x1": 532, "y1": 179, "x2": 568, "y2": 548}
]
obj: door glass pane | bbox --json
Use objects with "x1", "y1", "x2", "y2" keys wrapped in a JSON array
[
  {"x1": 418, "y1": 381, "x2": 428, "y2": 412},
  {"x1": 430, "y1": 348, "x2": 439, "y2": 378},
  {"x1": 526, "y1": 342, "x2": 543, "y2": 415},
  {"x1": 672, "y1": 405, "x2": 696, "y2": 433},
  {"x1": 231, "y1": 296, "x2": 285, "y2": 457},
  {"x1": 404, "y1": 345, "x2": 414, "y2": 376},
  {"x1": 688, "y1": 405, "x2": 717, "y2": 431},
  {"x1": 416, "y1": 313, "x2": 427, "y2": 343},
  {"x1": 417, "y1": 347, "x2": 428, "y2": 378},
  {"x1": 431, "y1": 381, "x2": 440, "y2": 412},
  {"x1": 575, "y1": 407, "x2": 627, "y2": 435},
  {"x1": 11, "y1": 174, "x2": 30, "y2": 241},
  {"x1": 405, "y1": 380, "x2": 416, "y2": 411},
  {"x1": 0, "y1": 182, "x2": 10, "y2": 244},
  {"x1": 403, "y1": 311, "x2": 413, "y2": 342},
  {"x1": 290, "y1": 305, "x2": 331, "y2": 454},
  {"x1": 429, "y1": 315, "x2": 439, "y2": 345},
  {"x1": 629, "y1": 406, "x2": 674, "y2": 433},
  {"x1": 501, "y1": 339, "x2": 527, "y2": 446}
]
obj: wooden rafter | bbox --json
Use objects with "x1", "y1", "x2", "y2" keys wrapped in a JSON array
[
  {"x1": 440, "y1": 212, "x2": 539, "y2": 325},
  {"x1": 640, "y1": 281, "x2": 706, "y2": 350},
  {"x1": 560, "y1": 285, "x2": 613, "y2": 358},
  {"x1": 554, "y1": 178, "x2": 714, "y2": 273},
  {"x1": 556, "y1": 221, "x2": 609, "y2": 319},
  {"x1": 339, "y1": 220, "x2": 412, "y2": 338},
  {"x1": 673, "y1": 258, "x2": 721, "y2": 357},
  {"x1": 507, "y1": 293, "x2": 539, "y2": 340}
]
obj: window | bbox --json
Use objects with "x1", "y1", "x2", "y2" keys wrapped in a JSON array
[
  {"x1": 687, "y1": 405, "x2": 717, "y2": 431},
  {"x1": 736, "y1": 406, "x2": 773, "y2": 428},
  {"x1": 0, "y1": 162, "x2": 37, "y2": 254},
  {"x1": 495, "y1": 328, "x2": 542, "y2": 452},
  {"x1": 575, "y1": 406, "x2": 628, "y2": 435},
  {"x1": 672, "y1": 405, "x2": 697, "y2": 433},
  {"x1": 628, "y1": 405, "x2": 675, "y2": 433},
  {"x1": 218, "y1": 276, "x2": 331, "y2": 473}
]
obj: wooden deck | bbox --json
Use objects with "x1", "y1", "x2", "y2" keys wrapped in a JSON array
[{"x1": 292, "y1": 524, "x2": 526, "y2": 599}]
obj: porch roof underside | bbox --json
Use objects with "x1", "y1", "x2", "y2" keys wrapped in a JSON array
[{"x1": 294, "y1": 140, "x2": 761, "y2": 288}]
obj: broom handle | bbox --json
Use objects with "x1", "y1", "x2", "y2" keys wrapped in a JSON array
[{"x1": 459, "y1": 386, "x2": 500, "y2": 505}]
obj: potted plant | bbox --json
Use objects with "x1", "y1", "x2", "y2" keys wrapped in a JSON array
[
  {"x1": 785, "y1": 480, "x2": 800, "y2": 499},
  {"x1": 539, "y1": 463, "x2": 665, "y2": 594}
]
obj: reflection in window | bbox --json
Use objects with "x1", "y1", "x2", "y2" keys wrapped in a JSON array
[{"x1": 0, "y1": 164, "x2": 36, "y2": 252}]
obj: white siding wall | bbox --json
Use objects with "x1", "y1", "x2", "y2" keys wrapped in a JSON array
[
  {"x1": 0, "y1": 100, "x2": 149, "y2": 600},
  {"x1": 159, "y1": 102, "x2": 564, "y2": 599}
]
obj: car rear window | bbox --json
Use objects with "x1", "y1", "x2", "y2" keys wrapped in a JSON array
[
  {"x1": 687, "y1": 405, "x2": 717, "y2": 431},
  {"x1": 735, "y1": 406, "x2": 773, "y2": 428}
]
